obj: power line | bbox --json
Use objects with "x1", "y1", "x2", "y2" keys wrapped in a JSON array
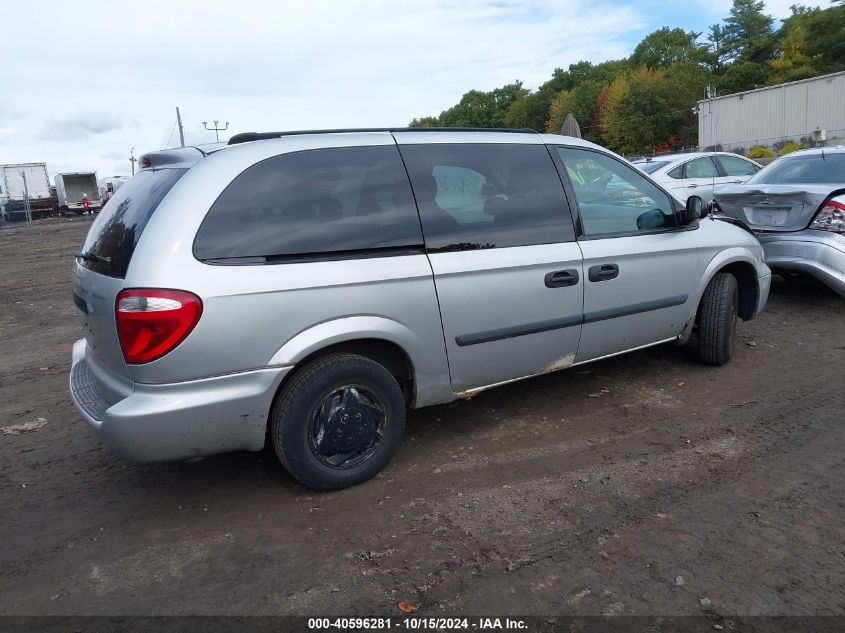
[{"x1": 163, "y1": 122, "x2": 176, "y2": 149}]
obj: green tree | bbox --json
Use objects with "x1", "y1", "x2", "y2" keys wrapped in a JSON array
[
  {"x1": 631, "y1": 27, "x2": 706, "y2": 68},
  {"x1": 491, "y1": 81, "x2": 530, "y2": 127},
  {"x1": 706, "y1": 23, "x2": 730, "y2": 73},
  {"x1": 779, "y1": 4, "x2": 845, "y2": 75},
  {"x1": 408, "y1": 116, "x2": 439, "y2": 128},
  {"x1": 502, "y1": 69, "x2": 571, "y2": 130},
  {"x1": 723, "y1": 0, "x2": 775, "y2": 63},
  {"x1": 718, "y1": 60, "x2": 769, "y2": 93},
  {"x1": 437, "y1": 90, "x2": 497, "y2": 127}
]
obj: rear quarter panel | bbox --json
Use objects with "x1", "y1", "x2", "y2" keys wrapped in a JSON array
[{"x1": 123, "y1": 135, "x2": 453, "y2": 407}]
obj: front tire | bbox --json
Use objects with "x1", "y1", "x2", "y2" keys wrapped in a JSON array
[
  {"x1": 270, "y1": 353, "x2": 406, "y2": 491},
  {"x1": 697, "y1": 272, "x2": 738, "y2": 366}
]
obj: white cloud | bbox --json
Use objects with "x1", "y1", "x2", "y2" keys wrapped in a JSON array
[
  {"x1": 9, "y1": 0, "x2": 827, "y2": 180},
  {"x1": 0, "y1": 0, "x2": 650, "y2": 178},
  {"x1": 41, "y1": 109, "x2": 123, "y2": 140}
]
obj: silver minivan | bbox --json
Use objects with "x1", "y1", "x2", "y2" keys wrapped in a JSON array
[{"x1": 70, "y1": 129, "x2": 771, "y2": 490}]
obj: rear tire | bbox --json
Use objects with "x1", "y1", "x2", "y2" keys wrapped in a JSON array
[
  {"x1": 270, "y1": 353, "x2": 406, "y2": 491},
  {"x1": 697, "y1": 272, "x2": 738, "y2": 366}
]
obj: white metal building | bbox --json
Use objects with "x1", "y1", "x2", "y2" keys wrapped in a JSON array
[{"x1": 698, "y1": 70, "x2": 845, "y2": 153}]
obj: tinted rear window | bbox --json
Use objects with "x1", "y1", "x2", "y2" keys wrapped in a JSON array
[
  {"x1": 193, "y1": 145, "x2": 423, "y2": 262},
  {"x1": 634, "y1": 161, "x2": 669, "y2": 174},
  {"x1": 79, "y1": 168, "x2": 186, "y2": 278},
  {"x1": 747, "y1": 153, "x2": 845, "y2": 185}
]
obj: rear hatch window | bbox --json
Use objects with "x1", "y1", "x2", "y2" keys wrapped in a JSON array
[{"x1": 78, "y1": 168, "x2": 186, "y2": 278}]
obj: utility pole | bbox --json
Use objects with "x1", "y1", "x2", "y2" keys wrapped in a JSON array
[
  {"x1": 202, "y1": 120, "x2": 229, "y2": 141},
  {"x1": 130, "y1": 147, "x2": 137, "y2": 176},
  {"x1": 176, "y1": 107, "x2": 185, "y2": 147},
  {"x1": 20, "y1": 170, "x2": 32, "y2": 227}
]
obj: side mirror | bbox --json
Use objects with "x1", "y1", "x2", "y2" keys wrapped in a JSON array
[{"x1": 680, "y1": 195, "x2": 704, "y2": 224}]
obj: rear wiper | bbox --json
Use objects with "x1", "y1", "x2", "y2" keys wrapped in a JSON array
[{"x1": 74, "y1": 250, "x2": 112, "y2": 265}]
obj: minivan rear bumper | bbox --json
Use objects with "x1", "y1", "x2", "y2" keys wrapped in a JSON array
[
  {"x1": 758, "y1": 230, "x2": 845, "y2": 297},
  {"x1": 69, "y1": 339, "x2": 291, "y2": 462}
]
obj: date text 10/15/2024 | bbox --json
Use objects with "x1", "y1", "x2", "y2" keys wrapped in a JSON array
[{"x1": 307, "y1": 618, "x2": 528, "y2": 630}]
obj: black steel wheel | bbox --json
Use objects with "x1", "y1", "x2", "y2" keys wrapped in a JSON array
[
  {"x1": 270, "y1": 353, "x2": 406, "y2": 490},
  {"x1": 308, "y1": 385, "x2": 386, "y2": 469}
]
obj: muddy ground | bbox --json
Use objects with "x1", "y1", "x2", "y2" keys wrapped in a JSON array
[{"x1": 0, "y1": 217, "x2": 843, "y2": 617}]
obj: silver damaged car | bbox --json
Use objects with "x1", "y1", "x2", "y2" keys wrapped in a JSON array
[
  {"x1": 712, "y1": 146, "x2": 845, "y2": 297},
  {"x1": 70, "y1": 129, "x2": 771, "y2": 490}
]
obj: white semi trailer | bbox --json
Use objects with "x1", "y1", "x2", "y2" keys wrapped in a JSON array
[
  {"x1": 99, "y1": 175, "x2": 128, "y2": 203},
  {"x1": 55, "y1": 172, "x2": 102, "y2": 214},
  {"x1": 0, "y1": 163, "x2": 55, "y2": 221}
]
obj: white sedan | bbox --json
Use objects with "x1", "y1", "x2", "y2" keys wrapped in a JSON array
[{"x1": 632, "y1": 152, "x2": 762, "y2": 204}]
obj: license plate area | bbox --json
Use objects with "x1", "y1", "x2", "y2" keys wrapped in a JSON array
[{"x1": 744, "y1": 206, "x2": 790, "y2": 226}]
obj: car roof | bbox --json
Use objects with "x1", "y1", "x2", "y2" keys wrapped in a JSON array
[
  {"x1": 778, "y1": 145, "x2": 845, "y2": 158},
  {"x1": 224, "y1": 128, "x2": 605, "y2": 151},
  {"x1": 140, "y1": 129, "x2": 611, "y2": 168},
  {"x1": 633, "y1": 151, "x2": 741, "y2": 163}
]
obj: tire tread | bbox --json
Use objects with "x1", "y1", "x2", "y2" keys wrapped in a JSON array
[
  {"x1": 271, "y1": 353, "x2": 405, "y2": 490},
  {"x1": 697, "y1": 272, "x2": 738, "y2": 366}
]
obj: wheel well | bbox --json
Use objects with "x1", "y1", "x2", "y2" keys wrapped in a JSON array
[
  {"x1": 288, "y1": 339, "x2": 416, "y2": 407},
  {"x1": 712, "y1": 262, "x2": 758, "y2": 321}
]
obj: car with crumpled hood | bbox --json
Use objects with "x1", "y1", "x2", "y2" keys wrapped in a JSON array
[{"x1": 711, "y1": 146, "x2": 845, "y2": 297}]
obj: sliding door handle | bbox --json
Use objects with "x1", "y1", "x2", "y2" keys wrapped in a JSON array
[
  {"x1": 588, "y1": 264, "x2": 619, "y2": 282},
  {"x1": 545, "y1": 269, "x2": 580, "y2": 288}
]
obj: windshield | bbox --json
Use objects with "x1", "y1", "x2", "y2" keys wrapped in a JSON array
[
  {"x1": 633, "y1": 160, "x2": 670, "y2": 174},
  {"x1": 747, "y1": 153, "x2": 845, "y2": 185},
  {"x1": 79, "y1": 168, "x2": 186, "y2": 278}
]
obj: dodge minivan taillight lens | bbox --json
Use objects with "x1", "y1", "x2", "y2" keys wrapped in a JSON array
[
  {"x1": 810, "y1": 200, "x2": 845, "y2": 233},
  {"x1": 115, "y1": 289, "x2": 203, "y2": 364}
]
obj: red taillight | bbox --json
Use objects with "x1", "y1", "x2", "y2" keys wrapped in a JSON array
[
  {"x1": 115, "y1": 289, "x2": 202, "y2": 364},
  {"x1": 810, "y1": 200, "x2": 845, "y2": 233},
  {"x1": 140, "y1": 157, "x2": 152, "y2": 169}
]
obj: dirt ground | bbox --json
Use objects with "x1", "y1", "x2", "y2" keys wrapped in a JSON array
[{"x1": 0, "y1": 217, "x2": 843, "y2": 617}]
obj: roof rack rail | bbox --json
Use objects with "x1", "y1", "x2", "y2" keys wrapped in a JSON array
[{"x1": 227, "y1": 127, "x2": 538, "y2": 145}]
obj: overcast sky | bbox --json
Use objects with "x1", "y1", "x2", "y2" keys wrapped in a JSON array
[{"x1": 0, "y1": 0, "x2": 825, "y2": 180}]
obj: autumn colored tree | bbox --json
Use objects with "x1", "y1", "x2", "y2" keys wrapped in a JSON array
[
  {"x1": 769, "y1": 26, "x2": 816, "y2": 84},
  {"x1": 407, "y1": 1, "x2": 845, "y2": 153}
]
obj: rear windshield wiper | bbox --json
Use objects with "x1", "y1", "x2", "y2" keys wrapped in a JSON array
[{"x1": 74, "y1": 250, "x2": 112, "y2": 266}]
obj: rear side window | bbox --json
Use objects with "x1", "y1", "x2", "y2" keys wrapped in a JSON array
[
  {"x1": 399, "y1": 144, "x2": 574, "y2": 251},
  {"x1": 194, "y1": 146, "x2": 422, "y2": 262},
  {"x1": 79, "y1": 168, "x2": 186, "y2": 278},
  {"x1": 717, "y1": 155, "x2": 757, "y2": 177},
  {"x1": 667, "y1": 165, "x2": 683, "y2": 179},
  {"x1": 684, "y1": 157, "x2": 718, "y2": 178}
]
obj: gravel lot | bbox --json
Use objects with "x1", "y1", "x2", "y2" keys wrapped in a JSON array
[{"x1": 1, "y1": 217, "x2": 843, "y2": 617}]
